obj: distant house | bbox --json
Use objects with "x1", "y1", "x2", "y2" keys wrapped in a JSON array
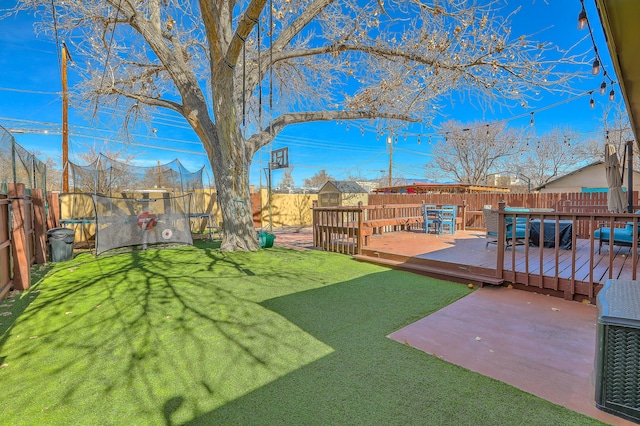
[
  {"x1": 318, "y1": 181, "x2": 368, "y2": 207},
  {"x1": 535, "y1": 161, "x2": 640, "y2": 193}
]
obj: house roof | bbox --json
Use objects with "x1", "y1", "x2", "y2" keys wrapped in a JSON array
[
  {"x1": 595, "y1": 0, "x2": 640, "y2": 148},
  {"x1": 325, "y1": 180, "x2": 367, "y2": 193},
  {"x1": 534, "y1": 160, "x2": 640, "y2": 191},
  {"x1": 534, "y1": 161, "x2": 604, "y2": 191}
]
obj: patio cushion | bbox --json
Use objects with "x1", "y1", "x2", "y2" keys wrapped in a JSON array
[
  {"x1": 487, "y1": 224, "x2": 527, "y2": 239},
  {"x1": 625, "y1": 222, "x2": 640, "y2": 233},
  {"x1": 505, "y1": 216, "x2": 528, "y2": 224},
  {"x1": 594, "y1": 227, "x2": 636, "y2": 244}
]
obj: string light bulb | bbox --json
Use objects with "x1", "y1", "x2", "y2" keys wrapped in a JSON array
[
  {"x1": 578, "y1": 8, "x2": 587, "y2": 30},
  {"x1": 589, "y1": 94, "x2": 595, "y2": 108},
  {"x1": 592, "y1": 59, "x2": 600, "y2": 75},
  {"x1": 609, "y1": 88, "x2": 615, "y2": 101},
  {"x1": 530, "y1": 112, "x2": 535, "y2": 126},
  {"x1": 600, "y1": 81, "x2": 607, "y2": 95}
]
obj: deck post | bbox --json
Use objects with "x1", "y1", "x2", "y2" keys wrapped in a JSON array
[
  {"x1": 357, "y1": 201, "x2": 364, "y2": 255},
  {"x1": 312, "y1": 201, "x2": 318, "y2": 248},
  {"x1": 496, "y1": 201, "x2": 506, "y2": 277},
  {"x1": 461, "y1": 200, "x2": 467, "y2": 231}
]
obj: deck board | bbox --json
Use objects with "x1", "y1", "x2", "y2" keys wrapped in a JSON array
[{"x1": 363, "y1": 229, "x2": 637, "y2": 299}]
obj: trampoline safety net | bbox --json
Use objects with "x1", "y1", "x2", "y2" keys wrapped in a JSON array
[{"x1": 92, "y1": 193, "x2": 193, "y2": 255}]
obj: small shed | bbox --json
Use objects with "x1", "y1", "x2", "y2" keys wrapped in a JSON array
[{"x1": 318, "y1": 181, "x2": 368, "y2": 207}]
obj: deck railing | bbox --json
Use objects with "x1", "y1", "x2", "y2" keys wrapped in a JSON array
[
  {"x1": 497, "y1": 210, "x2": 640, "y2": 301},
  {"x1": 312, "y1": 204, "x2": 365, "y2": 255},
  {"x1": 312, "y1": 202, "x2": 466, "y2": 254}
]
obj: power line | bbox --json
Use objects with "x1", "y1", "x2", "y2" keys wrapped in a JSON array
[{"x1": 0, "y1": 87, "x2": 60, "y2": 95}]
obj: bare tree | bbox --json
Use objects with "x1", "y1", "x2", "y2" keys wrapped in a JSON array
[
  {"x1": 514, "y1": 128, "x2": 582, "y2": 189},
  {"x1": 277, "y1": 168, "x2": 295, "y2": 191},
  {"x1": 44, "y1": 157, "x2": 62, "y2": 192},
  {"x1": 577, "y1": 104, "x2": 638, "y2": 169},
  {"x1": 427, "y1": 120, "x2": 524, "y2": 184},
  {"x1": 14, "y1": 0, "x2": 581, "y2": 250},
  {"x1": 303, "y1": 169, "x2": 335, "y2": 188},
  {"x1": 603, "y1": 104, "x2": 635, "y2": 157},
  {"x1": 375, "y1": 174, "x2": 408, "y2": 188},
  {"x1": 66, "y1": 143, "x2": 137, "y2": 193}
]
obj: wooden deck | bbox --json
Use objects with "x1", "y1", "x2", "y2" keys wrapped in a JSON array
[{"x1": 357, "y1": 229, "x2": 640, "y2": 302}]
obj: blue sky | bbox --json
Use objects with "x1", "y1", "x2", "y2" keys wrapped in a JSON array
[{"x1": 0, "y1": 0, "x2": 626, "y2": 189}]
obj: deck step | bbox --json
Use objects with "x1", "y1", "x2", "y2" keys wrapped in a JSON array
[{"x1": 353, "y1": 254, "x2": 504, "y2": 287}]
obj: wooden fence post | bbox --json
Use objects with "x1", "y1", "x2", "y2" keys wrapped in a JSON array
[
  {"x1": 32, "y1": 188, "x2": 47, "y2": 264},
  {"x1": 0, "y1": 194, "x2": 10, "y2": 300},
  {"x1": 47, "y1": 191, "x2": 60, "y2": 230},
  {"x1": 9, "y1": 183, "x2": 30, "y2": 291}
]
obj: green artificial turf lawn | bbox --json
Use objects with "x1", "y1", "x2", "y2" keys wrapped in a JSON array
[{"x1": 0, "y1": 241, "x2": 603, "y2": 425}]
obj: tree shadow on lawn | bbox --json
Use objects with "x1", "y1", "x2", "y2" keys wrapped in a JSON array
[
  {"x1": 0, "y1": 244, "x2": 340, "y2": 425},
  {"x1": 189, "y1": 275, "x2": 604, "y2": 426},
  {"x1": 0, "y1": 243, "x2": 603, "y2": 426}
]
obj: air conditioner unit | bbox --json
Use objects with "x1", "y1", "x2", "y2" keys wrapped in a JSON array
[{"x1": 595, "y1": 279, "x2": 640, "y2": 423}]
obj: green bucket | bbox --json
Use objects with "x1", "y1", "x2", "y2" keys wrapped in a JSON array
[{"x1": 258, "y1": 231, "x2": 275, "y2": 248}]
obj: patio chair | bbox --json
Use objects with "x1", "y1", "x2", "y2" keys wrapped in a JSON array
[
  {"x1": 424, "y1": 209, "x2": 442, "y2": 234},
  {"x1": 421, "y1": 204, "x2": 437, "y2": 214},
  {"x1": 440, "y1": 205, "x2": 457, "y2": 234},
  {"x1": 594, "y1": 214, "x2": 640, "y2": 254},
  {"x1": 483, "y1": 208, "x2": 527, "y2": 249}
]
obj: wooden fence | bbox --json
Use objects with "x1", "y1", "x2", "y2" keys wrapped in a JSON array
[
  {"x1": 0, "y1": 194, "x2": 10, "y2": 300},
  {"x1": 369, "y1": 191, "x2": 639, "y2": 234},
  {"x1": 0, "y1": 184, "x2": 48, "y2": 300}
]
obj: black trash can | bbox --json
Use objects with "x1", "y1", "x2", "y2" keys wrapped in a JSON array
[{"x1": 47, "y1": 228, "x2": 75, "y2": 262}]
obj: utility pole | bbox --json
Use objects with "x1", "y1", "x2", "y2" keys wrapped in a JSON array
[
  {"x1": 61, "y1": 42, "x2": 72, "y2": 192},
  {"x1": 387, "y1": 135, "x2": 393, "y2": 187}
]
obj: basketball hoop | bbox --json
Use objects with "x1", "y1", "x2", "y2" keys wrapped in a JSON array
[{"x1": 270, "y1": 148, "x2": 289, "y2": 169}]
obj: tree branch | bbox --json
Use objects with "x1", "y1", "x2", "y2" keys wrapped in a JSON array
[
  {"x1": 224, "y1": 0, "x2": 267, "y2": 68},
  {"x1": 272, "y1": 0, "x2": 335, "y2": 52},
  {"x1": 101, "y1": 86, "x2": 184, "y2": 114},
  {"x1": 248, "y1": 110, "x2": 419, "y2": 152}
]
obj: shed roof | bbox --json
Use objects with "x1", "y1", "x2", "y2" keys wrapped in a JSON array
[{"x1": 323, "y1": 180, "x2": 368, "y2": 193}]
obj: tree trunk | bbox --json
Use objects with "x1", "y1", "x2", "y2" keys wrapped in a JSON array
[
  {"x1": 213, "y1": 151, "x2": 260, "y2": 252},
  {"x1": 206, "y1": 73, "x2": 260, "y2": 252}
]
